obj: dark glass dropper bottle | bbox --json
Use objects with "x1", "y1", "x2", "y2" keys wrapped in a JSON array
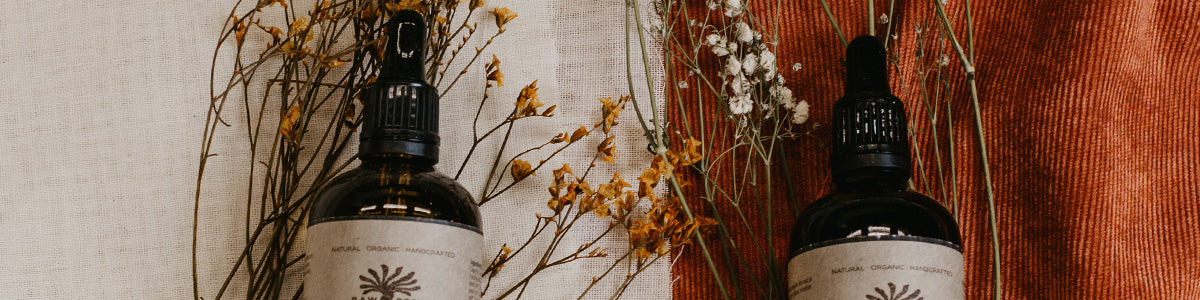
[
  {"x1": 306, "y1": 10, "x2": 483, "y2": 299},
  {"x1": 786, "y1": 36, "x2": 962, "y2": 299}
]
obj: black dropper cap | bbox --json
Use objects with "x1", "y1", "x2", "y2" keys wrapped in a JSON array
[
  {"x1": 831, "y1": 36, "x2": 910, "y2": 185},
  {"x1": 359, "y1": 10, "x2": 440, "y2": 162}
]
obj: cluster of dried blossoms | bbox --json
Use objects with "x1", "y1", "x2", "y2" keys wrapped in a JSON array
[
  {"x1": 478, "y1": 93, "x2": 715, "y2": 298},
  {"x1": 702, "y1": 0, "x2": 809, "y2": 124}
]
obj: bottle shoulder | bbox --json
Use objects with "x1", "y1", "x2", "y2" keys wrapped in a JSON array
[
  {"x1": 310, "y1": 165, "x2": 480, "y2": 229},
  {"x1": 790, "y1": 190, "x2": 960, "y2": 251}
]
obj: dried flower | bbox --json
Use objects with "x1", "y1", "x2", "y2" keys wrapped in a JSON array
[
  {"x1": 488, "y1": 69, "x2": 505, "y2": 87},
  {"x1": 729, "y1": 94, "x2": 752, "y2": 115},
  {"x1": 514, "y1": 80, "x2": 544, "y2": 117},
  {"x1": 486, "y1": 54, "x2": 504, "y2": 87},
  {"x1": 279, "y1": 105, "x2": 302, "y2": 144},
  {"x1": 548, "y1": 163, "x2": 574, "y2": 198},
  {"x1": 599, "y1": 96, "x2": 626, "y2": 134},
  {"x1": 879, "y1": 13, "x2": 890, "y2": 24},
  {"x1": 742, "y1": 53, "x2": 759, "y2": 75},
  {"x1": 233, "y1": 16, "x2": 248, "y2": 47},
  {"x1": 470, "y1": 0, "x2": 487, "y2": 10},
  {"x1": 734, "y1": 22, "x2": 754, "y2": 43},
  {"x1": 597, "y1": 136, "x2": 617, "y2": 163},
  {"x1": 511, "y1": 159, "x2": 534, "y2": 181},
  {"x1": 570, "y1": 125, "x2": 589, "y2": 142},
  {"x1": 705, "y1": 34, "x2": 731, "y2": 57},
  {"x1": 724, "y1": 0, "x2": 743, "y2": 17},
  {"x1": 491, "y1": 7, "x2": 517, "y2": 28},
  {"x1": 730, "y1": 73, "x2": 750, "y2": 96},
  {"x1": 724, "y1": 56, "x2": 742, "y2": 76},
  {"x1": 770, "y1": 84, "x2": 796, "y2": 109},
  {"x1": 759, "y1": 49, "x2": 777, "y2": 78},
  {"x1": 792, "y1": 100, "x2": 811, "y2": 124}
]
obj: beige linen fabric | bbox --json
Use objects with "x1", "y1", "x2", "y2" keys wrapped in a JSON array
[{"x1": 0, "y1": 1, "x2": 667, "y2": 299}]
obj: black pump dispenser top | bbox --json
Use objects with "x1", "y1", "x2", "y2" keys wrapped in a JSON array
[
  {"x1": 378, "y1": 10, "x2": 427, "y2": 82},
  {"x1": 359, "y1": 10, "x2": 440, "y2": 162},
  {"x1": 831, "y1": 35, "x2": 910, "y2": 185}
]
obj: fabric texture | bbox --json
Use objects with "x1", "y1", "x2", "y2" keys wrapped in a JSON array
[
  {"x1": 0, "y1": 1, "x2": 668, "y2": 299},
  {"x1": 670, "y1": 0, "x2": 1200, "y2": 299}
]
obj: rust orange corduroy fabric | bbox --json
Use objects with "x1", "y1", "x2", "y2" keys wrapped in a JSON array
[{"x1": 669, "y1": 0, "x2": 1200, "y2": 298}]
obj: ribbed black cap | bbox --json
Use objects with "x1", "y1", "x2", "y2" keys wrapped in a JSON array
[
  {"x1": 831, "y1": 36, "x2": 910, "y2": 183},
  {"x1": 359, "y1": 10, "x2": 440, "y2": 162}
]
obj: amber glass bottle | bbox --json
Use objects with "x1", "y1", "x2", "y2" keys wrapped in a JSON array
[
  {"x1": 786, "y1": 36, "x2": 962, "y2": 299},
  {"x1": 305, "y1": 11, "x2": 483, "y2": 299}
]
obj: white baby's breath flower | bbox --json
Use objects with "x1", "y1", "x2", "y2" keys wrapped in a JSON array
[
  {"x1": 707, "y1": 0, "x2": 719, "y2": 10},
  {"x1": 729, "y1": 94, "x2": 753, "y2": 114},
  {"x1": 771, "y1": 84, "x2": 795, "y2": 109},
  {"x1": 792, "y1": 63, "x2": 802, "y2": 72},
  {"x1": 735, "y1": 22, "x2": 754, "y2": 43},
  {"x1": 705, "y1": 34, "x2": 722, "y2": 45},
  {"x1": 759, "y1": 50, "x2": 777, "y2": 78},
  {"x1": 726, "y1": 41, "x2": 738, "y2": 53},
  {"x1": 938, "y1": 54, "x2": 950, "y2": 66},
  {"x1": 707, "y1": 34, "x2": 731, "y2": 56},
  {"x1": 730, "y1": 73, "x2": 751, "y2": 96},
  {"x1": 742, "y1": 53, "x2": 759, "y2": 75},
  {"x1": 879, "y1": 14, "x2": 889, "y2": 24},
  {"x1": 792, "y1": 100, "x2": 810, "y2": 124},
  {"x1": 724, "y1": 56, "x2": 743, "y2": 76},
  {"x1": 724, "y1": 0, "x2": 744, "y2": 17}
]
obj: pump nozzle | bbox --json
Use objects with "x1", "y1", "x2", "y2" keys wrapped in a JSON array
[
  {"x1": 379, "y1": 10, "x2": 427, "y2": 82},
  {"x1": 845, "y1": 35, "x2": 890, "y2": 95}
]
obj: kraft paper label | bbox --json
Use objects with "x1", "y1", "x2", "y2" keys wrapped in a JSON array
[
  {"x1": 306, "y1": 218, "x2": 484, "y2": 300},
  {"x1": 787, "y1": 236, "x2": 963, "y2": 300}
]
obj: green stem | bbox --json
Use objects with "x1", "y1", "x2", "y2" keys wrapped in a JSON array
[
  {"x1": 933, "y1": 2, "x2": 1000, "y2": 298},
  {"x1": 625, "y1": 1, "x2": 728, "y2": 298},
  {"x1": 817, "y1": 0, "x2": 848, "y2": 47},
  {"x1": 867, "y1": 0, "x2": 875, "y2": 36}
]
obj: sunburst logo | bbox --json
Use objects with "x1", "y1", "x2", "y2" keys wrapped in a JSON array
[
  {"x1": 866, "y1": 282, "x2": 923, "y2": 300},
  {"x1": 358, "y1": 264, "x2": 420, "y2": 300}
]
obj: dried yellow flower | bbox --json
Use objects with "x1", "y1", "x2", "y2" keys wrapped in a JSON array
[
  {"x1": 491, "y1": 7, "x2": 517, "y2": 28},
  {"x1": 599, "y1": 96, "x2": 626, "y2": 134},
  {"x1": 489, "y1": 244, "x2": 514, "y2": 277},
  {"x1": 569, "y1": 125, "x2": 589, "y2": 142},
  {"x1": 548, "y1": 164, "x2": 573, "y2": 198},
  {"x1": 279, "y1": 105, "x2": 302, "y2": 144},
  {"x1": 262, "y1": 25, "x2": 285, "y2": 44},
  {"x1": 386, "y1": 0, "x2": 426, "y2": 12},
  {"x1": 597, "y1": 136, "x2": 617, "y2": 163},
  {"x1": 514, "y1": 80, "x2": 543, "y2": 117},
  {"x1": 470, "y1": 0, "x2": 487, "y2": 10},
  {"x1": 539, "y1": 105, "x2": 556, "y2": 117},
  {"x1": 258, "y1": 0, "x2": 287, "y2": 9},
  {"x1": 233, "y1": 15, "x2": 248, "y2": 48},
  {"x1": 290, "y1": 17, "x2": 309, "y2": 35},
  {"x1": 511, "y1": 159, "x2": 534, "y2": 181},
  {"x1": 487, "y1": 69, "x2": 504, "y2": 87}
]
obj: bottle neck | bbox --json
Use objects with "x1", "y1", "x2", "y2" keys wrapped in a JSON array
[
  {"x1": 359, "y1": 153, "x2": 436, "y2": 171},
  {"x1": 834, "y1": 168, "x2": 909, "y2": 194}
]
